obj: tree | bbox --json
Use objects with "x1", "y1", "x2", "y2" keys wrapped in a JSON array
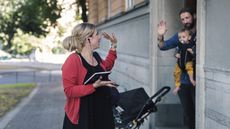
[
  {"x1": 0, "y1": 0, "x2": 62, "y2": 53},
  {"x1": 19, "y1": 0, "x2": 62, "y2": 36},
  {"x1": 76, "y1": 0, "x2": 88, "y2": 22},
  {"x1": 0, "y1": 0, "x2": 23, "y2": 50}
]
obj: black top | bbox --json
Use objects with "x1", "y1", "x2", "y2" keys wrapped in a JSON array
[
  {"x1": 177, "y1": 41, "x2": 196, "y2": 70},
  {"x1": 76, "y1": 52, "x2": 114, "y2": 129}
]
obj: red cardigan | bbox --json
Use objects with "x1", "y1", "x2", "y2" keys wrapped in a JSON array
[{"x1": 62, "y1": 50, "x2": 117, "y2": 124}]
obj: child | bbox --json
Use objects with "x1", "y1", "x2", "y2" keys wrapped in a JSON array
[{"x1": 173, "y1": 29, "x2": 196, "y2": 94}]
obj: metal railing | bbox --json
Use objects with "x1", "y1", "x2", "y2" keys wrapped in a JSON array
[{"x1": 0, "y1": 70, "x2": 60, "y2": 85}]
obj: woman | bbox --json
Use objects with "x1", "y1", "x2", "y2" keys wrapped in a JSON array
[{"x1": 62, "y1": 22, "x2": 118, "y2": 129}]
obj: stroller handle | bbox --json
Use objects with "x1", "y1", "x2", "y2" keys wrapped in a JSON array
[
  {"x1": 149, "y1": 86, "x2": 171, "y2": 104},
  {"x1": 127, "y1": 86, "x2": 171, "y2": 129},
  {"x1": 135, "y1": 86, "x2": 171, "y2": 120}
]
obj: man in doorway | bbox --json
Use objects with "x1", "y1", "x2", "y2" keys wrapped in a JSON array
[{"x1": 156, "y1": 8, "x2": 196, "y2": 129}]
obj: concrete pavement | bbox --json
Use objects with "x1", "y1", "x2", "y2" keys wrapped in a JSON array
[
  {"x1": 0, "y1": 61, "x2": 65, "y2": 129},
  {"x1": 0, "y1": 73, "x2": 65, "y2": 129}
]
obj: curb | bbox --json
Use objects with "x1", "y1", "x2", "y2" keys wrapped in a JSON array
[{"x1": 0, "y1": 85, "x2": 39, "y2": 129}]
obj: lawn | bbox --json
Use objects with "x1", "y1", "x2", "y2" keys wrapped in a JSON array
[
  {"x1": 0, "y1": 83, "x2": 36, "y2": 117},
  {"x1": 0, "y1": 65, "x2": 19, "y2": 70}
]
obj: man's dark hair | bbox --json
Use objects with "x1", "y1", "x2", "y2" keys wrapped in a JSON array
[{"x1": 179, "y1": 8, "x2": 195, "y2": 16}]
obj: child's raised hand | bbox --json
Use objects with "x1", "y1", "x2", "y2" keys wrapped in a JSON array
[{"x1": 173, "y1": 87, "x2": 180, "y2": 95}]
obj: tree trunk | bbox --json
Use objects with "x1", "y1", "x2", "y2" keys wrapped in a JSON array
[
  {"x1": 5, "y1": 31, "x2": 14, "y2": 53},
  {"x1": 79, "y1": 0, "x2": 88, "y2": 22}
]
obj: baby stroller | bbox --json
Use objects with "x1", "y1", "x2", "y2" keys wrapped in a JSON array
[{"x1": 113, "y1": 86, "x2": 171, "y2": 129}]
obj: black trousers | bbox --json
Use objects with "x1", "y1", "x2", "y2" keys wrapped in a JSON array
[
  {"x1": 63, "y1": 114, "x2": 78, "y2": 129},
  {"x1": 178, "y1": 85, "x2": 195, "y2": 129}
]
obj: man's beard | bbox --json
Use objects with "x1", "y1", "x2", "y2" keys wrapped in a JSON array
[
  {"x1": 184, "y1": 19, "x2": 196, "y2": 30},
  {"x1": 184, "y1": 22, "x2": 195, "y2": 30}
]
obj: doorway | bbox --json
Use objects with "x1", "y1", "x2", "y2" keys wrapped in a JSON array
[{"x1": 185, "y1": 0, "x2": 197, "y2": 13}]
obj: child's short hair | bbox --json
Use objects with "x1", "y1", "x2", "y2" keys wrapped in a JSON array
[{"x1": 179, "y1": 28, "x2": 192, "y2": 36}]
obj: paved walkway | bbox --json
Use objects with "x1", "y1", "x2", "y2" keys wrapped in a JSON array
[
  {"x1": 0, "y1": 62, "x2": 65, "y2": 129},
  {"x1": 0, "y1": 73, "x2": 65, "y2": 129}
]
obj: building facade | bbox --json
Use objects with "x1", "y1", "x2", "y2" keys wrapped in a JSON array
[{"x1": 88, "y1": 0, "x2": 230, "y2": 129}]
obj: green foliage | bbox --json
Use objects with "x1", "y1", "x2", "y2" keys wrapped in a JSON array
[
  {"x1": 10, "y1": 30, "x2": 42, "y2": 55},
  {"x1": 19, "y1": 0, "x2": 62, "y2": 36},
  {"x1": 51, "y1": 39, "x2": 66, "y2": 54},
  {"x1": 52, "y1": 46, "x2": 65, "y2": 54},
  {"x1": 57, "y1": 25, "x2": 66, "y2": 37},
  {"x1": 0, "y1": 83, "x2": 35, "y2": 88},
  {"x1": 0, "y1": 0, "x2": 62, "y2": 53},
  {"x1": 0, "y1": 0, "x2": 24, "y2": 49}
]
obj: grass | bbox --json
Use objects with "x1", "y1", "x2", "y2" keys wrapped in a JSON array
[
  {"x1": 0, "y1": 83, "x2": 36, "y2": 117},
  {"x1": 0, "y1": 65, "x2": 19, "y2": 70}
]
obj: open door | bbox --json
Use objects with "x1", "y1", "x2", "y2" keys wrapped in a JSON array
[{"x1": 185, "y1": 0, "x2": 197, "y2": 13}]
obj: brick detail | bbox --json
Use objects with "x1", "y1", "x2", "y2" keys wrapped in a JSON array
[
  {"x1": 109, "y1": 0, "x2": 125, "y2": 17},
  {"x1": 98, "y1": 0, "x2": 108, "y2": 22},
  {"x1": 88, "y1": 0, "x2": 145, "y2": 24},
  {"x1": 88, "y1": 0, "x2": 98, "y2": 24},
  {"x1": 88, "y1": 0, "x2": 108, "y2": 23}
]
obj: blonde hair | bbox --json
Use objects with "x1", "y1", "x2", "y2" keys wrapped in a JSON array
[{"x1": 62, "y1": 23, "x2": 96, "y2": 52}]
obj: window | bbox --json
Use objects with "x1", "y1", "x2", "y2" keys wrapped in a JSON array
[{"x1": 126, "y1": 0, "x2": 134, "y2": 10}]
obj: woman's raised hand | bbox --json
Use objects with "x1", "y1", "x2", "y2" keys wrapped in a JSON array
[{"x1": 102, "y1": 32, "x2": 117, "y2": 45}]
